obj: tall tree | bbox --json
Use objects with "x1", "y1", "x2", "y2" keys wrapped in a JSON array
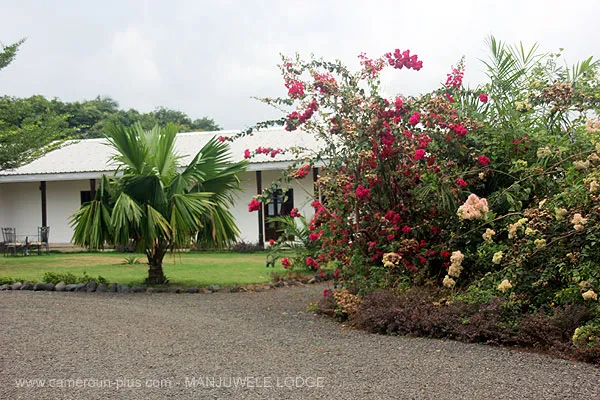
[
  {"x1": 70, "y1": 123, "x2": 247, "y2": 284},
  {"x1": 0, "y1": 38, "x2": 25, "y2": 71}
]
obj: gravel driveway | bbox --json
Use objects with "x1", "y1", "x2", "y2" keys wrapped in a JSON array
[{"x1": 1, "y1": 284, "x2": 599, "y2": 400}]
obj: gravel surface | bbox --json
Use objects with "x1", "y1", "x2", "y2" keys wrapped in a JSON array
[{"x1": 1, "y1": 284, "x2": 599, "y2": 400}]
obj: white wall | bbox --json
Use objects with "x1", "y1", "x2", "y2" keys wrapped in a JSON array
[
  {"x1": 0, "y1": 182, "x2": 42, "y2": 242},
  {"x1": 46, "y1": 180, "x2": 91, "y2": 244},
  {"x1": 0, "y1": 169, "x2": 317, "y2": 246},
  {"x1": 0, "y1": 185, "x2": 5, "y2": 230},
  {"x1": 230, "y1": 171, "x2": 260, "y2": 243},
  {"x1": 229, "y1": 169, "x2": 316, "y2": 244}
]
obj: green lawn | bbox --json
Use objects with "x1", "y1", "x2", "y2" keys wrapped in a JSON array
[{"x1": 0, "y1": 251, "x2": 293, "y2": 287}]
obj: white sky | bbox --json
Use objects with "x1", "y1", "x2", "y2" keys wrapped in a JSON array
[{"x1": 0, "y1": 0, "x2": 598, "y2": 129}]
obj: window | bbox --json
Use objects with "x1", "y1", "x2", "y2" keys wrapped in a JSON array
[
  {"x1": 80, "y1": 190, "x2": 92, "y2": 205},
  {"x1": 264, "y1": 189, "x2": 293, "y2": 241}
]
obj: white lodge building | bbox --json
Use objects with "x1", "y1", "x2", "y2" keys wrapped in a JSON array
[{"x1": 0, "y1": 129, "x2": 320, "y2": 247}]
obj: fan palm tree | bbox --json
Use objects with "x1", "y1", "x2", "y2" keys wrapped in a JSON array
[{"x1": 70, "y1": 123, "x2": 247, "y2": 284}]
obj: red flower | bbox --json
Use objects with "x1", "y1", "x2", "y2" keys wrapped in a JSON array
[
  {"x1": 287, "y1": 81, "x2": 304, "y2": 99},
  {"x1": 248, "y1": 199, "x2": 260, "y2": 212},
  {"x1": 455, "y1": 178, "x2": 468, "y2": 188},
  {"x1": 333, "y1": 269, "x2": 341, "y2": 279},
  {"x1": 290, "y1": 208, "x2": 301, "y2": 218},
  {"x1": 323, "y1": 288, "x2": 332, "y2": 297},
  {"x1": 409, "y1": 112, "x2": 421, "y2": 125},
  {"x1": 281, "y1": 257, "x2": 291, "y2": 269},
  {"x1": 305, "y1": 256, "x2": 319, "y2": 269},
  {"x1": 309, "y1": 233, "x2": 320, "y2": 241},
  {"x1": 218, "y1": 136, "x2": 227, "y2": 142},
  {"x1": 402, "y1": 225, "x2": 412, "y2": 234},
  {"x1": 356, "y1": 185, "x2": 371, "y2": 199},
  {"x1": 445, "y1": 93, "x2": 455, "y2": 103},
  {"x1": 479, "y1": 93, "x2": 488, "y2": 103},
  {"x1": 269, "y1": 239, "x2": 275, "y2": 245},
  {"x1": 244, "y1": 149, "x2": 251, "y2": 159},
  {"x1": 414, "y1": 149, "x2": 426, "y2": 160},
  {"x1": 440, "y1": 250, "x2": 450, "y2": 258},
  {"x1": 293, "y1": 164, "x2": 311, "y2": 179},
  {"x1": 384, "y1": 49, "x2": 423, "y2": 71},
  {"x1": 477, "y1": 155, "x2": 491, "y2": 166}
]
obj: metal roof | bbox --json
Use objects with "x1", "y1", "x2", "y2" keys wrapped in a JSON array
[{"x1": 0, "y1": 128, "x2": 323, "y2": 182}]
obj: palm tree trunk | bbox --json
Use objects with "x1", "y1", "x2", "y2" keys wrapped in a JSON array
[{"x1": 146, "y1": 246, "x2": 167, "y2": 284}]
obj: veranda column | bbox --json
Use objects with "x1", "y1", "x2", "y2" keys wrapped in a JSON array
[
  {"x1": 40, "y1": 181, "x2": 47, "y2": 227},
  {"x1": 90, "y1": 179, "x2": 96, "y2": 199}
]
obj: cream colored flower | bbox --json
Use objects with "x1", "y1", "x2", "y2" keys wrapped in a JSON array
[
  {"x1": 571, "y1": 213, "x2": 588, "y2": 226},
  {"x1": 482, "y1": 228, "x2": 496, "y2": 242},
  {"x1": 582, "y1": 290, "x2": 598, "y2": 301},
  {"x1": 587, "y1": 153, "x2": 600, "y2": 163},
  {"x1": 534, "y1": 238, "x2": 546, "y2": 249},
  {"x1": 573, "y1": 160, "x2": 590, "y2": 170},
  {"x1": 537, "y1": 147, "x2": 552, "y2": 158},
  {"x1": 450, "y1": 250, "x2": 464, "y2": 266},
  {"x1": 478, "y1": 172, "x2": 485, "y2": 180},
  {"x1": 574, "y1": 224, "x2": 585, "y2": 231},
  {"x1": 382, "y1": 252, "x2": 401, "y2": 268},
  {"x1": 538, "y1": 199, "x2": 547, "y2": 209},
  {"x1": 492, "y1": 251, "x2": 503, "y2": 265},
  {"x1": 443, "y1": 275, "x2": 456, "y2": 288},
  {"x1": 448, "y1": 264, "x2": 463, "y2": 278},
  {"x1": 554, "y1": 208, "x2": 568, "y2": 221},
  {"x1": 497, "y1": 279, "x2": 513, "y2": 292},
  {"x1": 457, "y1": 194, "x2": 489, "y2": 220},
  {"x1": 590, "y1": 181, "x2": 599, "y2": 193},
  {"x1": 508, "y1": 223, "x2": 518, "y2": 239}
]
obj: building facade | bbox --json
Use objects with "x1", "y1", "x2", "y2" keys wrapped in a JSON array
[{"x1": 0, "y1": 129, "x2": 320, "y2": 247}]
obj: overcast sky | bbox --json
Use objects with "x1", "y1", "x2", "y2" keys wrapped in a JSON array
[{"x1": 0, "y1": 0, "x2": 598, "y2": 130}]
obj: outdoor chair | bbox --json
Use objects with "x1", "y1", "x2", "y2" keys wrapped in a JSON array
[
  {"x1": 29, "y1": 226, "x2": 50, "y2": 255},
  {"x1": 1, "y1": 227, "x2": 24, "y2": 256}
]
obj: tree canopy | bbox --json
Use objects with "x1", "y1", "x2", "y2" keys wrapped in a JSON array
[
  {"x1": 0, "y1": 38, "x2": 221, "y2": 170},
  {"x1": 70, "y1": 123, "x2": 247, "y2": 283}
]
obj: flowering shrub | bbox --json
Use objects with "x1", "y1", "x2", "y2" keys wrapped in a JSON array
[{"x1": 242, "y1": 36, "x2": 600, "y2": 344}]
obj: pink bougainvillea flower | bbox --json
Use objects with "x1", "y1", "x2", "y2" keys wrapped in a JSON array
[
  {"x1": 248, "y1": 199, "x2": 260, "y2": 212},
  {"x1": 356, "y1": 185, "x2": 371, "y2": 199},
  {"x1": 414, "y1": 149, "x2": 426, "y2": 160},
  {"x1": 305, "y1": 256, "x2": 319, "y2": 269},
  {"x1": 287, "y1": 81, "x2": 304, "y2": 99},
  {"x1": 218, "y1": 136, "x2": 227, "y2": 142},
  {"x1": 477, "y1": 155, "x2": 491, "y2": 166},
  {"x1": 384, "y1": 49, "x2": 423, "y2": 71},
  {"x1": 445, "y1": 93, "x2": 455, "y2": 103},
  {"x1": 409, "y1": 112, "x2": 421, "y2": 125},
  {"x1": 455, "y1": 178, "x2": 468, "y2": 188},
  {"x1": 479, "y1": 93, "x2": 489, "y2": 103},
  {"x1": 292, "y1": 164, "x2": 311, "y2": 179},
  {"x1": 281, "y1": 257, "x2": 291, "y2": 269},
  {"x1": 243, "y1": 149, "x2": 251, "y2": 159},
  {"x1": 289, "y1": 208, "x2": 301, "y2": 218}
]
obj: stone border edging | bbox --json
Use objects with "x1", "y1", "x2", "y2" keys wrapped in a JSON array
[{"x1": 0, "y1": 275, "x2": 330, "y2": 294}]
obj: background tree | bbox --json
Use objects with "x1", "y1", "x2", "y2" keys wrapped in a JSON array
[
  {"x1": 70, "y1": 123, "x2": 247, "y2": 284},
  {"x1": 0, "y1": 38, "x2": 25, "y2": 71}
]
